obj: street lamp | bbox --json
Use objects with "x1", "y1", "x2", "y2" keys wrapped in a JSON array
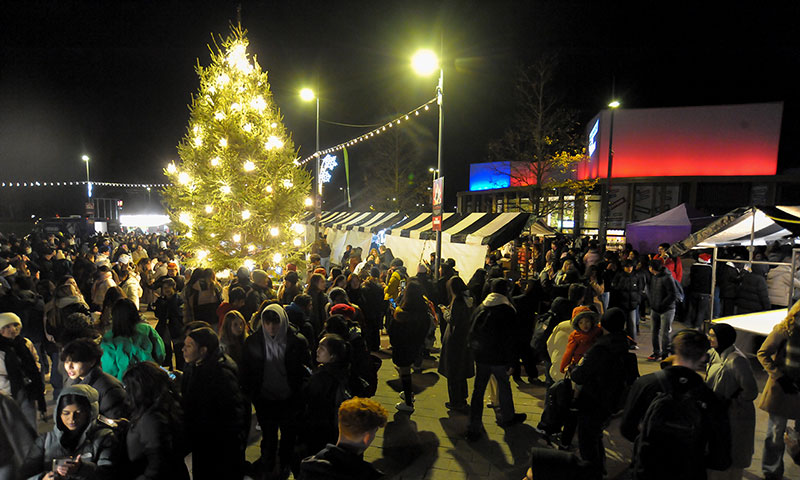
[
  {"x1": 601, "y1": 100, "x2": 620, "y2": 242},
  {"x1": 428, "y1": 166, "x2": 439, "y2": 183},
  {"x1": 300, "y1": 87, "x2": 321, "y2": 239},
  {"x1": 81, "y1": 155, "x2": 91, "y2": 199},
  {"x1": 413, "y1": 48, "x2": 444, "y2": 279}
]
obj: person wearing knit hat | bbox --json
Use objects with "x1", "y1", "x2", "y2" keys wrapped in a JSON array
[
  {"x1": 0, "y1": 312, "x2": 46, "y2": 429},
  {"x1": 568, "y1": 306, "x2": 637, "y2": 476},
  {"x1": 706, "y1": 322, "x2": 758, "y2": 477}
]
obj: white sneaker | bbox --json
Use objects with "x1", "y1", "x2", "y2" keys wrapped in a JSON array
[{"x1": 395, "y1": 402, "x2": 414, "y2": 413}]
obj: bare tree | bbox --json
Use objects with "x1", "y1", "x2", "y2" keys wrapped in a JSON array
[
  {"x1": 359, "y1": 116, "x2": 434, "y2": 212},
  {"x1": 488, "y1": 56, "x2": 596, "y2": 219}
]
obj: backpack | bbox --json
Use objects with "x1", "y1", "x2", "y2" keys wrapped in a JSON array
[
  {"x1": 632, "y1": 370, "x2": 708, "y2": 479},
  {"x1": 467, "y1": 306, "x2": 491, "y2": 353},
  {"x1": 669, "y1": 274, "x2": 685, "y2": 303},
  {"x1": 530, "y1": 311, "x2": 558, "y2": 353}
]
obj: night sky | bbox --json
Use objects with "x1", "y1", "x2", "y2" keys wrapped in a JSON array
[{"x1": 2, "y1": 1, "x2": 799, "y2": 217}]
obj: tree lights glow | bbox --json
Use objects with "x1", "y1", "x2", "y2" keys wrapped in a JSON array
[{"x1": 162, "y1": 29, "x2": 311, "y2": 271}]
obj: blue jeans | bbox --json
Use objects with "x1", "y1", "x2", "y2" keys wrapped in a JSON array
[
  {"x1": 763, "y1": 413, "x2": 795, "y2": 479},
  {"x1": 651, "y1": 308, "x2": 675, "y2": 358},
  {"x1": 468, "y1": 363, "x2": 515, "y2": 432},
  {"x1": 625, "y1": 309, "x2": 638, "y2": 340}
]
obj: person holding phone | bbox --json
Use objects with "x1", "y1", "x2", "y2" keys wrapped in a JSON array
[{"x1": 19, "y1": 384, "x2": 118, "y2": 480}]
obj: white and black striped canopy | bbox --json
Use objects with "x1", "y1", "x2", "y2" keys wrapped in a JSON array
[{"x1": 309, "y1": 211, "x2": 540, "y2": 250}]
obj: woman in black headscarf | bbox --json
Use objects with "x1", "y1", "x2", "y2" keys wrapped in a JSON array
[{"x1": 706, "y1": 323, "x2": 758, "y2": 480}]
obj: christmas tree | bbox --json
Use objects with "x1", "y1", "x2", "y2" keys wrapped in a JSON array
[{"x1": 163, "y1": 29, "x2": 312, "y2": 272}]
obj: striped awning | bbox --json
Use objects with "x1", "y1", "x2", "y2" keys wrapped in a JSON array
[{"x1": 310, "y1": 211, "x2": 541, "y2": 249}]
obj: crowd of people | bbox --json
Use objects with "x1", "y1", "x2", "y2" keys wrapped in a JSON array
[{"x1": 1, "y1": 229, "x2": 800, "y2": 479}]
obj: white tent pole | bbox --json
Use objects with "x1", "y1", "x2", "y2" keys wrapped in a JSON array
[
  {"x1": 709, "y1": 246, "x2": 718, "y2": 331},
  {"x1": 749, "y1": 206, "x2": 756, "y2": 263}
]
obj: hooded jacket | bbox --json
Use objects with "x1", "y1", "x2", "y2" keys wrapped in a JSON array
[
  {"x1": 241, "y1": 304, "x2": 310, "y2": 403},
  {"x1": 468, "y1": 293, "x2": 517, "y2": 365},
  {"x1": 559, "y1": 311, "x2": 602, "y2": 373},
  {"x1": 19, "y1": 384, "x2": 117, "y2": 480}
]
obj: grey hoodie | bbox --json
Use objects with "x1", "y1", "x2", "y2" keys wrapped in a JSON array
[{"x1": 19, "y1": 384, "x2": 117, "y2": 480}]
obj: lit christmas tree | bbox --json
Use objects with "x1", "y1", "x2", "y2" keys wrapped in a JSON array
[{"x1": 163, "y1": 29, "x2": 312, "y2": 272}]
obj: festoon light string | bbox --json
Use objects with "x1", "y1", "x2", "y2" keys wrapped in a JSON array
[
  {"x1": 296, "y1": 97, "x2": 437, "y2": 167},
  {"x1": 0, "y1": 181, "x2": 169, "y2": 188}
]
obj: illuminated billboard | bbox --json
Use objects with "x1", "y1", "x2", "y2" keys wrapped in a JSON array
[
  {"x1": 579, "y1": 102, "x2": 782, "y2": 179},
  {"x1": 469, "y1": 161, "x2": 539, "y2": 191}
]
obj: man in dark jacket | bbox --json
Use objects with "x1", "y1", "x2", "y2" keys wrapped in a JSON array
[
  {"x1": 570, "y1": 308, "x2": 636, "y2": 478},
  {"x1": 299, "y1": 397, "x2": 388, "y2": 480},
  {"x1": 359, "y1": 268, "x2": 385, "y2": 352},
  {"x1": 647, "y1": 260, "x2": 676, "y2": 361},
  {"x1": 610, "y1": 260, "x2": 642, "y2": 343},
  {"x1": 241, "y1": 304, "x2": 310, "y2": 478},
  {"x1": 62, "y1": 338, "x2": 130, "y2": 419},
  {"x1": 620, "y1": 329, "x2": 731, "y2": 480},
  {"x1": 465, "y1": 278, "x2": 526, "y2": 441},
  {"x1": 735, "y1": 265, "x2": 771, "y2": 314},
  {"x1": 688, "y1": 253, "x2": 713, "y2": 328},
  {"x1": 181, "y1": 327, "x2": 249, "y2": 480}
]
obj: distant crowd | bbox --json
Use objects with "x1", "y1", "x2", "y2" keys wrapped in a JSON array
[{"x1": 1, "y1": 229, "x2": 799, "y2": 479}]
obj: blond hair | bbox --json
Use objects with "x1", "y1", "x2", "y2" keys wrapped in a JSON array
[{"x1": 785, "y1": 299, "x2": 800, "y2": 337}]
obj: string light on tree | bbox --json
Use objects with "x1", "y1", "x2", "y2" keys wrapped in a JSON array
[{"x1": 162, "y1": 28, "x2": 311, "y2": 271}]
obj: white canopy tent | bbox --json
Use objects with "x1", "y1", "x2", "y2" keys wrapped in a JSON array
[
  {"x1": 305, "y1": 211, "x2": 547, "y2": 276},
  {"x1": 669, "y1": 206, "x2": 800, "y2": 333}
]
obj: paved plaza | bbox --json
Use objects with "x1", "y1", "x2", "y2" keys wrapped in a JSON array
[
  {"x1": 347, "y1": 321, "x2": 798, "y2": 480},
  {"x1": 33, "y1": 315, "x2": 800, "y2": 479}
]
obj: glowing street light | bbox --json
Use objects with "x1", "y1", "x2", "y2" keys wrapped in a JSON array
[
  {"x1": 81, "y1": 155, "x2": 92, "y2": 199},
  {"x1": 412, "y1": 49, "x2": 439, "y2": 76}
]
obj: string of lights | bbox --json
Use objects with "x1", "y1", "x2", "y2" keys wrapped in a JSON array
[
  {"x1": 0, "y1": 181, "x2": 170, "y2": 188},
  {"x1": 296, "y1": 97, "x2": 437, "y2": 166}
]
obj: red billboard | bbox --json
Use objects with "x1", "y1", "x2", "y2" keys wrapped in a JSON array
[{"x1": 579, "y1": 102, "x2": 782, "y2": 180}]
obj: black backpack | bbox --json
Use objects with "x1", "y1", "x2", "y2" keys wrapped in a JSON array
[
  {"x1": 530, "y1": 310, "x2": 558, "y2": 353},
  {"x1": 467, "y1": 306, "x2": 491, "y2": 354},
  {"x1": 632, "y1": 370, "x2": 708, "y2": 479}
]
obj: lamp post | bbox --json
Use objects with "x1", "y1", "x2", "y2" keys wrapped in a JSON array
[
  {"x1": 601, "y1": 100, "x2": 620, "y2": 243},
  {"x1": 413, "y1": 49, "x2": 443, "y2": 279},
  {"x1": 81, "y1": 155, "x2": 91, "y2": 200},
  {"x1": 300, "y1": 87, "x2": 321, "y2": 239}
]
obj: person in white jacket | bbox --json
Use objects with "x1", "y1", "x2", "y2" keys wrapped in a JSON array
[{"x1": 766, "y1": 256, "x2": 800, "y2": 308}]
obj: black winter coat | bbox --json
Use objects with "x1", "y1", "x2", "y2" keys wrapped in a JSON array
[
  {"x1": 126, "y1": 400, "x2": 190, "y2": 480},
  {"x1": 70, "y1": 366, "x2": 130, "y2": 419},
  {"x1": 299, "y1": 443, "x2": 382, "y2": 480},
  {"x1": 240, "y1": 324, "x2": 310, "y2": 402},
  {"x1": 389, "y1": 307, "x2": 430, "y2": 367},
  {"x1": 611, "y1": 271, "x2": 642, "y2": 311},
  {"x1": 648, "y1": 270, "x2": 676, "y2": 313},
  {"x1": 689, "y1": 263, "x2": 712, "y2": 295},
  {"x1": 303, "y1": 362, "x2": 349, "y2": 454},
  {"x1": 468, "y1": 294, "x2": 516, "y2": 366},
  {"x1": 735, "y1": 271, "x2": 771, "y2": 314},
  {"x1": 181, "y1": 351, "x2": 249, "y2": 479},
  {"x1": 570, "y1": 332, "x2": 633, "y2": 417}
]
